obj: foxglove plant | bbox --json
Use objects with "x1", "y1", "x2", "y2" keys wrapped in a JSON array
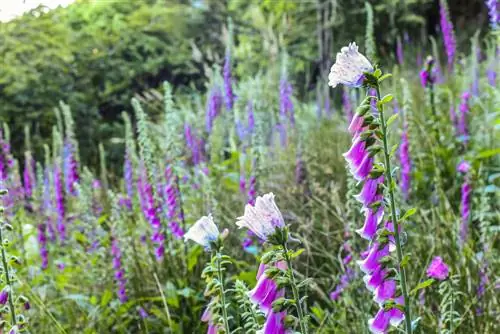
[
  {"x1": 457, "y1": 92, "x2": 471, "y2": 146},
  {"x1": 237, "y1": 193, "x2": 309, "y2": 333},
  {"x1": 440, "y1": 0, "x2": 456, "y2": 71},
  {"x1": 485, "y1": 0, "x2": 499, "y2": 30},
  {"x1": 399, "y1": 120, "x2": 411, "y2": 200},
  {"x1": 223, "y1": 46, "x2": 235, "y2": 111},
  {"x1": 53, "y1": 162, "x2": 65, "y2": 241},
  {"x1": 184, "y1": 215, "x2": 230, "y2": 333},
  {"x1": 111, "y1": 237, "x2": 127, "y2": 303},
  {"x1": 22, "y1": 151, "x2": 35, "y2": 200},
  {"x1": 396, "y1": 36, "x2": 404, "y2": 65},
  {"x1": 329, "y1": 42, "x2": 414, "y2": 333},
  {"x1": 164, "y1": 165, "x2": 184, "y2": 239},
  {"x1": 280, "y1": 77, "x2": 295, "y2": 127},
  {"x1": 457, "y1": 161, "x2": 472, "y2": 245},
  {"x1": 206, "y1": 86, "x2": 223, "y2": 133},
  {"x1": 342, "y1": 86, "x2": 354, "y2": 122}
]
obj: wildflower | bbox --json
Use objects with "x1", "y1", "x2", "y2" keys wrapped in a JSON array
[
  {"x1": 223, "y1": 51, "x2": 235, "y2": 110},
  {"x1": 426, "y1": 256, "x2": 450, "y2": 280},
  {"x1": 63, "y1": 140, "x2": 79, "y2": 195},
  {"x1": 37, "y1": 223, "x2": 49, "y2": 269},
  {"x1": 458, "y1": 91, "x2": 471, "y2": 143},
  {"x1": 23, "y1": 152, "x2": 35, "y2": 199},
  {"x1": 258, "y1": 311, "x2": 288, "y2": 334},
  {"x1": 123, "y1": 150, "x2": 134, "y2": 203},
  {"x1": 201, "y1": 303, "x2": 221, "y2": 334},
  {"x1": 399, "y1": 122, "x2": 411, "y2": 200},
  {"x1": 342, "y1": 87, "x2": 354, "y2": 122},
  {"x1": 440, "y1": 0, "x2": 456, "y2": 70},
  {"x1": 184, "y1": 215, "x2": 220, "y2": 249},
  {"x1": 460, "y1": 181, "x2": 472, "y2": 244},
  {"x1": 368, "y1": 296, "x2": 405, "y2": 334},
  {"x1": 485, "y1": 0, "x2": 499, "y2": 29},
  {"x1": 236, "y1": 193, "x2": 285, "y2": 241},
  {"x1": 328, "y1": 42, "x2": 374, "y2": 88},
  {"x1": 206, "y1": 87, "x2": 223, "y2": 133},
  {"x1": 457, "y1": 160, "x2": 471, "y2": 174},
  {"x1": 280, "y1": 77, "x2": 295, "y2": 126},
  {"x1": 249, "y1": 262, "x2": 287, "y2": 313},
  {"x1": 164, "y1": 165, "x2": 184, "y2": 239},
  {"x1": 137, "y1": 306, "x2": 148, "y2": 319},
  {"x1": 0, "y1": 288, "x2": 8, "y2": 305},
  {"x1": 54, "y1": 163, "x2": 65, "y2": 240},
  {"x1": 396, "y1": 36, "x2": 404, "y2": 65},
  {"x1": 111, "y1": 238, "x2": 127, "y2": 303}
]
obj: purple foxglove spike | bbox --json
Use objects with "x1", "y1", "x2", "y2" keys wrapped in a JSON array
[
  {"x1": 487, "y1": 68, "x2": 497, "y2": 87},
  {"x1": 399, "y1": 123, "x2": 411, "y2": 200},
  {"x1": 111, "y1": 238, "x2": 127, "y2": 303},
  {"x1": 239, "y1": 173, "x2": 246, "y2": 195},
  {"x1": 124, "y1": 151, "x2": 134, "y2": 201},
  {"x1": 247, "y1": 101, "x2": 255, "y2": 134},
  {"x1": 440, "y1": 0, "x2": 457, "y2": 71},
  {"x1": 247, "y1": 175, "x2": 256, "y2": 205},
  {"x1": 347, "y1": 112, "x2": 365, "y2": 135},
  {"x1": 460, "y1": 181, "x2": 472, "y2": 244},
  {"x1": 206, "y1": 87, "x2": 222, "y2": 133},
  {"x1": 324, "y1": 94, "x2": 331, "y2": 119},
  {"x1": 486, "y1": 0, "x2": 499, "y2": 30},
  {"x1": 279, "y1": 78, "x2": 294, "y2": 126},
  {"x1": 223, "y1": 52, "x2": 235, "y2": 110},
  {"x1": 53, "y1": 164, "x2": 65, "y2": 241},
  {"x1": 396, "y1": 37, "x2": 404, "y2": 65}
]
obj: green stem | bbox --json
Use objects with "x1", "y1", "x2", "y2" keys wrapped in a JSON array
[
  {"x1": 216, "y1": 252, "x2": 230, "y2": 334},
  {"x1": 375, "y1": 86, "x2": 412, "y2": 334},
  {"x1": 0, "y1": 223, "x2": 17, "y2": 324},
  {"x1": 282, "y1": 242, "x2": 308, "y2": 334}
]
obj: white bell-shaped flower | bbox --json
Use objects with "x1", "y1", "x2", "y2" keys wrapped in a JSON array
[
  {"x1": 236, "y1": 193, "x2": 285, "y2": 241},
  {"x1": 184, "y1": 214, "x2": 220, "y2": 248},
  {"x1": 328, "y1": 42, "x2": 374, "y2": 88}
]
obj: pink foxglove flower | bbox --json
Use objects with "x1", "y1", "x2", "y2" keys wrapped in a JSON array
[
  {"x1": 426, "y1": 256, "x2": 449, "y2": 280},
  {"x1": 328, "y1": 42, "x2": 374, "y2": 88},
  {"x1": 236, "y1": 193, "x2": 285, "y2": 240},
  {"x1": 368, "y1": 296, "x2": 405, "y2": 334},
  {"x1": 184, "y1": 215, "x2": 219, "y2": 249}
]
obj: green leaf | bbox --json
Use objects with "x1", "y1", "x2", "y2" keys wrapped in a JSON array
[
  {"x1": 400, "y1": 254, "x2": 410, "y2": 268},
  {"x1": 290, "y1": 248, "x2": 305, "y2": 259},
  {"x1": 378, "y1": 73, "x2": 393, "y2": 83},
  {"x1": 475, "y1": 148, "x2": 500, "y2": 159},
  {"x1": 389, "y1": 143, "x2": 399, "y2": 158},
  {"x1": 373, "y1": 69, "x2": 382, "y2": 78},
  {"x1": 410, "y1": 279, "x2": 435, "y2": 295},
  {"x1": 386, "y1": 113, "x2": 398, "y2": 127},
  {"x1": 380, "y1": 94, "x2": 394, "y2": 104},
  {"x1": 101, "y1": 290, "x2": 113, "y2": 307},
  {"x1": 399, "y1": 208, "x2": 417, "y2": 222}
]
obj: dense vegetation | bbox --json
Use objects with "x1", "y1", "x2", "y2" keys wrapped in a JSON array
[{"x1": 0, "y1": 0, "x2": 498, "y2": 333}]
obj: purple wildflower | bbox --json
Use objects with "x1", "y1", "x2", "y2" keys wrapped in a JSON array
[
  {"x1": 37, "y1": 223, "x2": 49, "y2": 269},
  {"x1": 111, "y1": 238, "x2": 127, "y2": 303},
  {"x1": 247, "y1": 100, "x2": 255, "y2": 134},
  {"x1": 138, "y1": 167, "x2": 164, "y2": 259},
  {"x1": 426, "y1": 256, "x2": 449, "y2": 280},
  {"x1": 368, "y1": 296, "x2": 405, "y2": 333},
  {"x1": 223, "y1": 51, "x2": 234, "y2": 110},
  {"x1": 247, "y1": 174, "x2": 256, "y2": 206},
  {"x1": 457, "y1": 160, "x2": 471, "y2": 174},
  {"x1": 279, "y1": 77, "x2": 295, "y2": 126},
  {"x1": 206, "y1": 86, "x2": 223, "y2": 133},
  {"x1": 201, "y1": 302, "x2": 221, "y2": 334},
  {"x1": 399, "y1": 121, "x2": 411, "y2": 200},
  {"x1": 440, "y1": 0, "x2": 457, "y2": 71},
  {"x1": 460, "y1": 180, "x2": 472, "y2": 244},
  {"x1": 164, "y1": 165, "x2": 184, "y2": 239},
  {"x1": 396, "y1": 36, "x2": 404, "y2": 65},
  {"x1": 63, "y1": 140, "x2": 79, "y2": 195},
  {"x1": 0, "y1": 289, "x2": 8, "y2": 305},
  {"x1": 458, "y1": 92, "x2": 471, "y2": 144},
  {"x1": 124, "y1": 150, "x2": 134, "y2": 204},
  {"x1": 249, "y1": 261, "x2": 288, "y2": 333},
  {"x1": 23, "y1": 152, "x2": 35, "y2": 198},
  {"x1": 485, "y1": 0, "x2": 499, "y2": 29},
  {"x1": 138, "y1": 306, "x2": 148, "y2": 319},
  {"x1": 54, "y1": 163, "x2": 65, "y2": 241}
]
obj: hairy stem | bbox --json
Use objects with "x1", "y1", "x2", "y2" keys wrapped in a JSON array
[
  {"x1": 216, "y1": 252, "x2": 230, "y2": 333},
  {"x1": 0, "y1": 221, "x2": 17, "y2": 324},
  {"x1": 376, "y1": 86, "x2": 412, "y2": 333},
  {"x1": 282, "y1": 241, "x2": 308, "y2": 334}
]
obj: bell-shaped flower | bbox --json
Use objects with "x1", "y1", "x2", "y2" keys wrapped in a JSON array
[
  {"x1": 363, "y1": 265, "x2": 388, "y2": 292},
  {"x1": 368, "y1": 296, "x2": 405, "y2": 333},
  {"x1": 184, "y1": 214, "x2": 220, "y2": 249},
  {"x1": 358, "y1": 242, "x2": 389, "y2": 274},
  {"x1": 373, "y1": 279, "x2": 396, "y2": 305},
  {"x1": 354, "y1": 176, "x2": 384, "y2": 207},
  {"x1": 236, "y1": 193, "x2": 285, "y2": 241},
  {"x1": 426, "y1": 256, "x2": 449, "y2": 281},
  {"x1": 257, "y1": 310, "x2": 290, "y2": 334},
  {"x1": 249, "y1": 261, "x2": 287, "y2": 314},
  {"x1": 328, "y1": 42, "x2": 374, "y2": 88},
  {"x1": 356, "y1": 207, "x2": 384, "y2": 240}
]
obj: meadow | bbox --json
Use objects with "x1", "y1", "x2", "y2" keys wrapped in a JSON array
[{"x1": 0, "y1": 0, "x2": 498, "y2": 333}]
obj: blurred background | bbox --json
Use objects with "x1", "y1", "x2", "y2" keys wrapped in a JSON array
[{"x1": 0, "y1": 0, "x2": 492, "y2": 175}]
